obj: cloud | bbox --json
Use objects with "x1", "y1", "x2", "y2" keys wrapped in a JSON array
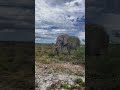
[
  {"x1": 86, "y1": 0, "x2": 120, "y2": 44},
  {"x1": 0, "y1": 0, "x2": 34, "y2": 41},
  {"x1": 35, "y1": 0, "x2": 85, "y2": 43},
  {"x1": 44, "y1": 0, "x2": 74, "y2": 6}
]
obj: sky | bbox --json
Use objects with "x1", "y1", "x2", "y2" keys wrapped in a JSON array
[
  {"x1": 35, "y1": 0, "x2": 85, "y2": 44},
  {"x1": 86, "y1": 0, "x2": 120, "y2": 44},
  {"x1": 0, "y1": 0, "x2": 34, "y2": 42}
]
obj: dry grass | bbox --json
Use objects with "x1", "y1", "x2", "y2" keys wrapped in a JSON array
[
  {"x1": 0, "y1": 42, "x2": 34, "y2": 89},
  {"x1": 35, "y1": 43, "x2": 85, "y2": 65}
]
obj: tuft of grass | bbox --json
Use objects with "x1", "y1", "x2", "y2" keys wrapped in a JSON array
[
  {"x1": 72, "y1": 46, "x2": 85, "y2": 64},
  {"x1": 74, "y1": 78, "x2": 85, "y2": 87},
  {"x1": 48, "y1": 53, "x2": 55, "y2": 57},
  {"x1": 60, "y1": 83, "x2": 71, "y2": 89}
]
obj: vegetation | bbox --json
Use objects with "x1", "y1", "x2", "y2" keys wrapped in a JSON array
[
  {"x1": 87, "y1": 44, "x2": 120, "y2": 88},
  {"x1": 69, "y1": 36, "x2": 78, "y2": 42},
  {"x1": 74, "y1": 78, "x2": 85, "y2": 86},
  {"x1": 35, "y1": 43, "x2": 85, "y2": 89},
  {"x1": 46, "y1": 78, "x2": 85, "y2": 90},
  {"x1": 0, "y1": 42, "x2": 34, "y2": 89},
  {"x1": 35, "y1": 43, "x2": 85, "y2": 64}
]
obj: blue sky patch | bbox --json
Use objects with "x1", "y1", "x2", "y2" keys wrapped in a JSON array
[{"x1": 35, "y1": 0, "x2": 85, "y2": 44}]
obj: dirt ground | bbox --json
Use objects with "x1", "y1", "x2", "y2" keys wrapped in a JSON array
[{"x1": 35, "y1": 62, "x2": 85, "y2": 90}]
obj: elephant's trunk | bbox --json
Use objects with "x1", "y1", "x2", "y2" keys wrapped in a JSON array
[{"x1": 54, "y1": 44, "x2": 59, "y2": 55}]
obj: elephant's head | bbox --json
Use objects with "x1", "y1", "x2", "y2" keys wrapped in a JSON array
[
  {"x1": 63, "y1": 35, "x2": 69, "y2": 46},
  {"x1": 56, "y1": 34, "x2": 69, "y2": 52}
]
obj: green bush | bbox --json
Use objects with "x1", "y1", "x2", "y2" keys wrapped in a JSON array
[
  {"x1": 48, "y1": 53, "x2": 55, "y2": 57},
  {"x1": 60, "y1": 83, "x2": 71, "y2": 89},
  {"x1": 73, "y1": 46, "x2": 85, "y2": 64},
  {"x1": 58, "y1": 54, "x2": 65, "y2": 60},
  {"x1": 74, "y1": 78, "x2": 85, "y2": 86}
]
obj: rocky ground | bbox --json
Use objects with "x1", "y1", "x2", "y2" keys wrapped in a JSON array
[{"x1": 35, "y1": 63, "x2": 85, "y2": 90}]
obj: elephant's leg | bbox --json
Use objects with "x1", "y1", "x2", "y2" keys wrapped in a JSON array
[
  {"x1": 55, "y1": 48, "x2": 59, "y2": 56},
  {"x1": 67, "y1": 46, "x2": 71, "y2": 55},
  {"x1": 60, "y1": 45, "x2": 64, "y2": 54},
  {"x1": 54, "y1": 45, "x2": 59, "y2": 55}
]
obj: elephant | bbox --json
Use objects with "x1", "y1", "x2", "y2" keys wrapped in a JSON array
[
  {"x1": 86, "y1": 24, "x2": 109, "y2": 56},
  {"x1": 55, "y1": 34, "x2": 80, "y2": 55}
]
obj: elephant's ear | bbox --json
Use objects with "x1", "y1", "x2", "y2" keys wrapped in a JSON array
[{"x1": 63, "y1": 36, "x2": 69, "y2": 44}]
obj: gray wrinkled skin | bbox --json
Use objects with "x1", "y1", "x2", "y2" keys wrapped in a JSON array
[{"x1": 55, "y1": 34, "x2": 80, "y2": 54}]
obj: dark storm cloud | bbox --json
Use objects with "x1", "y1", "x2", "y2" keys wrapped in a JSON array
[
  {"x1": 0, "y1": 0, "x2": 34, "y2": 9},
  {"x1": 0, "y1": 30, "x2": 34, "y2": 41},
  {"x1": 86, "y1": 0, "x2": 120, "y2": 44},
  {"x1": 86, "y1": 0, "x2": 120, "y2": 23},
  {"x1": 0, "y1": 0, "x2": 34, "y2": 41},
  {"x1": 0, "y1": 7, "x2": 33, "y2": 21},
  {"x1": 0, "y1": 20, "x2": 34, "y2": 30}
]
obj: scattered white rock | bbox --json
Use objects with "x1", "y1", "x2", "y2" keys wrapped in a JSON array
[{"x1": 35, "y1": 63, "x2": 85, "y2": 90}]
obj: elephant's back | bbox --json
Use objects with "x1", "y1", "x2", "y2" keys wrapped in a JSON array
[{"x1": 68, "y1": 36, "x2": 80, "y2": 49}]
